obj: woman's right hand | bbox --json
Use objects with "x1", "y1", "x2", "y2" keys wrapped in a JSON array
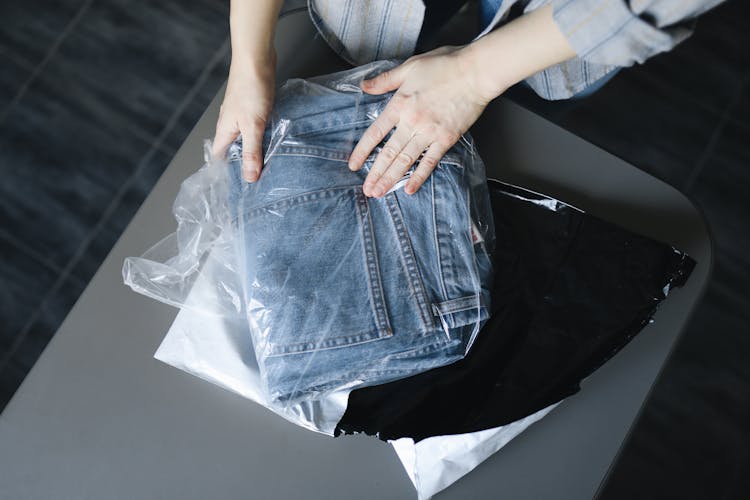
[{"x1": 211, "y1": 49, "x2": 276, "y2": 182}]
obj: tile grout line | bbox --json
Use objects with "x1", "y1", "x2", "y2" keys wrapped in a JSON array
[
  {"x1": 0, "y1": 0, "x2": 95, "y2": 127},
  {"x1": 712, "y1": 278, "x2": 750, "y2": 316},
  {"x1": 635, "y1": 64, "x2": 727, "y2": 118},
  {"x1": 0, "y1": 36, "x2": 231, "y2": 373},
  {"x1": 0, "y1": 45, "x2": 37, "y2": 72},
  {"x1": 724, "y1": 70, "x2": 750, "y2": 135},
  {"x1": 0, "y1": 227, "x2": 66, "y2": 275},
  {"x1": 0, "y1": 8, "x2": 181, "y2": 157},
  {"x1": 720, "y1": 424, "x2": 750, "y2": 500},
  {"x1": 682, "y1": 80, "x2": 745, "y2": 194}
]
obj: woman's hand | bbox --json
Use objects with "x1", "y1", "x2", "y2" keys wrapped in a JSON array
[
  {"x1": 348, "y1": 4, "x2": 577, "y2": 197},
  {"x1": 211, "y1": 51, "x2": 276, "y2": 182},
  {"x1": 348, "y1": 46, "x2": 495, "y2": 197}
]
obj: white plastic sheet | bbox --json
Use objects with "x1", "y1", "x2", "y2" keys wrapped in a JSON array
[{"x1": 154, "y1": 258, "x2": 558, "y2": 498}]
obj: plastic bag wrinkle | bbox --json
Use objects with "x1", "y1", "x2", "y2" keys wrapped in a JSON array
[{"x1": 124, "y1": 61, "x2": 496, "y2": 407}]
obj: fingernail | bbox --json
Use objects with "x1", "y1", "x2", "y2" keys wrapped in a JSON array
[
  {"x1": 372, "y1": 185, "x2": 385, "y2": 197},
  {"x1": 243, "y1": 167, "x2": 257, "y2": 182},
  {"x1": 405, "y1": 182, "x2": 415, "y2": 195}
]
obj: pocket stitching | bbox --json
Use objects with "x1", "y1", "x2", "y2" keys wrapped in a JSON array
[
  {"x1": 357, "y1": 190, "x2": 393, "y2": 337},
  {"x1": 248, "y1": 185, "x2": 393, "y2": 355},
  {"x1": 247, "y1": 185, "x2": 359, "y2": 217},
  {"x1": 384, "y1": 193, "x2": 436, "y2": 333}
]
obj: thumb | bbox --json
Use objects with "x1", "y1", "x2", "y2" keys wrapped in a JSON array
[
  {"x1": 211, "y1": 118, "x2": 239, "y2": 160},
  {"x1": 361, "y1": 66, "x2": 406, "y2": 95}
]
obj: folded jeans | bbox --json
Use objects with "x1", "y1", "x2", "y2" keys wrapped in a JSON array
[{"x1": 226, "y1": 62, "x2": 495, "y2": 403}]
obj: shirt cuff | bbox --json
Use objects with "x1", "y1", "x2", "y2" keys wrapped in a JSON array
[{"x1": 543, "y1": 0, "x2": 692, "y2": 67}]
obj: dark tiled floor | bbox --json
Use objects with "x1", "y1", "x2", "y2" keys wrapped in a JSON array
[
  {"x1": 0, "y1": 0, "x2": 231, "y2": 401},
  {"x1": 0, "y1": 0, "x2": 88, "y2": 66},
  {"x1": 0, "y1": 54, "x2": 30, "y2": 110},
  {"x1": 502, "y1": 1, "x2": 750, "y2": 497},
  {"x1": 1, "y1": 0, "x2": 749, "y2": 498}
]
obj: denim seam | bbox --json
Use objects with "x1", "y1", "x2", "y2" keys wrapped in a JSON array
[
  {"x1": 231, "y1": 141, "x2": 464, "y2": 168},
  {"x1": 278, "y1": 343, "x2": 461, "y2": 394},
  {"x1": 270, "y1": 152, "x2": 348, "y2": 163},
  {"x1": 357, "y1": 190, "x2": 393, "y2": 336},
  {"x1": 279, "y1": 99, "x2": 390, "y2": 138},
  {"x1": 278, "y1": 98, "x2": 387, "y2": 137},
  {"x1": 291, "y1": 118, "x2": 373, "y2": 139},
  {"x1": 432, "y1": 294, "x2": 485, "y2": 315},
  {"x1": 275, "y1": 361, "x2": 453, "y2": 400},
  {"x1": 265, "y1": 326, "x2": 390, "y2": 357},
  {"x1": 274, "y1": 147, "x2": 350, "y2": 160},
  {"x1": 243, "y1": 185, "x2": 360, "y2": 218},
  {"x1": 384, "y1": 193, "x2": 435, "y2": 332},
  {"x1": 384, "y1": 338, "x2": 461, "y2": 361},
  {"x1": 430, "y1": 177, "x2": 449, "y2": 302},
  {"x1": 271, "y1": 143, "x2": 464, "y2": 168},
  {"x1": 434, "y1": 172, "x2": 459, "y2": 301}
]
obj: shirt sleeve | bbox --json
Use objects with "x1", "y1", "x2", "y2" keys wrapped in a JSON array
[{"x1": 534, "y1": 0, "x2": 726, "y2": 67}]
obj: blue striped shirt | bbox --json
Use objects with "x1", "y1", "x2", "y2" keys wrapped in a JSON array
[{"x1": 306, "y1": 0, "x2": 725, "y2": 100}]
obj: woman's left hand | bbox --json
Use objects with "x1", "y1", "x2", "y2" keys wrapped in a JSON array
[{"x1": 348, "y1": 46, "x2": 494, "y2": 197}]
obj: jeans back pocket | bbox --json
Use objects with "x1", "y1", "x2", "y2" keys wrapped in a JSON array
[{"x1": 241, "y1": 185, "x2": 393, "y2": 358}]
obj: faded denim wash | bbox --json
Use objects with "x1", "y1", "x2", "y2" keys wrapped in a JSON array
[{"x1": 226, "y1": 63, "x2": 494, "y2": 404}]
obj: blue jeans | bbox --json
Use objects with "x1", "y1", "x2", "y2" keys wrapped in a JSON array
[{"x1": 226, "y1": 63, "x2": 494, "y2": 403}]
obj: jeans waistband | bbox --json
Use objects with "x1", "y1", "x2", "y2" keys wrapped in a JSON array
[
  {"x1": 266, "y1": 91, "x2": 467, "y2": 165},
  {"x1": 273, "y1": 94, "x2": 388, "y2": 138}
]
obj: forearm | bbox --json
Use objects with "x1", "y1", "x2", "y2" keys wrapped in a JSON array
[
  {"x1": 229, "y1": 0, "x2": 284, "y2": 74},
  {"x1": 461, "y1": 4, "x2": 576, "y2": 102}
]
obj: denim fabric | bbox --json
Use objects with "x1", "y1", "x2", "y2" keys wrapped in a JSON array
[{"x1": 226, "y1": 66, "x2": 494, "y2": 403}]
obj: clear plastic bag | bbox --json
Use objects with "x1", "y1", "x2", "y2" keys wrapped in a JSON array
[
  {"x1": 124, "y1": 60, "x2": 495, "y2": 405},
  {"x1": 123, "y1": 149, "x2": 243, "y2": 318}
]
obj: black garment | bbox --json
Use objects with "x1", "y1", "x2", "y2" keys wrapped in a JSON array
[{"x1": 334, "y1": 179, "x2": 695, "y2": 443}]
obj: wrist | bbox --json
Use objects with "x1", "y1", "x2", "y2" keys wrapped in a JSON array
[
  {"x1": 227, "y1": 0, "x2": 282, "y2": 82},
  {"x1": 458, "y1": 5, "x2": 577, "y2": 102},
  {"x1": 230, "y1": 45, "x2": 276, "y2": 81},
  {"x1": 457, "y1": 43, "x2": 513, "y2": 104}
]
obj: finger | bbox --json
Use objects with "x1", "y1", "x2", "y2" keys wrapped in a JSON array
[
  {"x1": 348, "y1": 107, "x2": 398, "y2": 172},
  {"x1": 361, "y1": 64, "x2": 408, "y2": 95},
  {"x1": 211, "y1": 116, "x2": 239, "y2": 160},
  {"x1": 371, "y1": 134, "x2": 432, "y2": 197},
  {"x1": 405, "y1": 142, "x2": 449, "y2": 195},
  {"x1": 239, "y1": 115, "x2": 266, "y2": 182},
  {"x1": 363, "y1": 125, "x2": 413, "y2": 197}
]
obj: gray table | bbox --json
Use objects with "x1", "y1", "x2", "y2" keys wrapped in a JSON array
[{"x1": 0, "y1": 10, "x2": 711, "y2": 500}]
